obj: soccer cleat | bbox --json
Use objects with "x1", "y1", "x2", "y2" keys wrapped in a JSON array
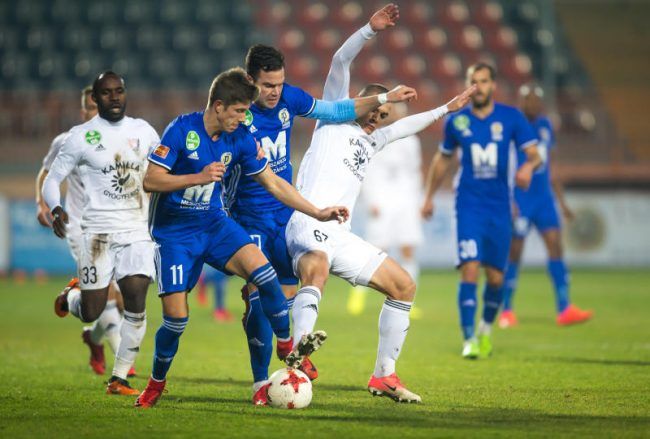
[
  {"x1": 127, "y1": 367, "x2": 137, "y2": 378},
  {"x1": 276, "y1": 337, "x2": 293, "y2": 361},
  {"x1": 252, "y1": 382, "x2": 271, "y2": 406},
  {"x1": 285, "y1": 331, "x2": 327, "y2": 369},
  {"x1": 54, "y1": 277, "x2": 79, "y2": 317},
  {"x1": 498, "y1": 310, "x2": 518, "y2": 329},
  {"x1": 462, "y1": 339, "x2": 480, "y2": 359},
  {"x1": 478, "y1": 333, "x2": 493, "y2": 359},
  {"x1": 298, "y1": 356, "x2": 318, "y2": 381},
  {"x1": 213, "y1": 308, "x2": 233, "y2": 322},
  {"x1": 557, "y1": 304, "x2": 593, "y2": 326},
  {"x1": 367, "y1": 373, "x2": 422, "y2": 403},
  {"x1": 106, "y1": 376, "x2": 140, "y2": 395},
  {"x1": 81, "y1": 329, "x2": 106, "y2": 375},
  {"x1": 134, "y1": 378, "x2": 166, "y2": 408}
]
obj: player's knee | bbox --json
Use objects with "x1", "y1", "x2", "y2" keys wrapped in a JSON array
[
  {"x1": 387, "y1": 275, "x2": 416, "y2": 302},
  {"x1": 486, "y1": 272, "x2": 504, "y2": 288},
  {"x1": 461, "y1": 263, "x2": 480, "y2": 283},
  {"x1": 79, "y1": 302, "x2": 103, "y2": 323}
]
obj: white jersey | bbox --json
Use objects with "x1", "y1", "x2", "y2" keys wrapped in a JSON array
[
  {"x1": 43, "y1": 131, "x2": 85, "y2": 233},
  {"x1": 44, "y1": 115, "x2": 159, "y2": 234}
]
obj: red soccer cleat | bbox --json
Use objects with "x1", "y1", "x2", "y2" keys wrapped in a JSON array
[
  {"x1": 81, "y1": 329, "x2": 105, "y2": 375},
  {"x1": 127, "y1": 367, "x2": 137, "y2": 378},
  {"x1": 557, "y1": 304, "x2": 593, "y2": 326},
  {"x1": 135, "y1": 377, "x2": 166, "y2": 408},
  {"x1": 498, "y1": 310, "x2": 518, "y2": 329},
  {"x1": 54, "y1": 277, "x2": 79, "y2": 318},
  {"x1": 276, "y1": 337, "x2": 294, "y2": 361},
  {"x1": 252, "y1": 382, "x2": 271, "y2": 406},
  {"x1": 298, "y1": 357, "x2": 318, "y2": 381},
  {"x1": 367, "y1": 373, "x2": 422, "y2": 403},
  {"x1": 213, "y1": 308, "x2": 234, "y2": 322}
]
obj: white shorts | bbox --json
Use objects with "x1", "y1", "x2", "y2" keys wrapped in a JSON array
[
  {"x1": 286, "y1": 213, "x2": 387, "y2": 287},
  {"x1": 66, "y1": 229, "x2": 83, "y2": 263},
  {"x1": 78, "y1": 230, "x2": 155, "y2": 290},
  {"x1": 365, "y1": 203, "x2": 423, "y2": 250}
]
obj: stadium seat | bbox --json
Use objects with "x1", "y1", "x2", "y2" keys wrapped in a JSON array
[
  {"x1": 99, "y1": 26, "x2": 131, "y2": 51},
  {"x1": 310, "y1": 28, "x2": 343, "y2": 53}
]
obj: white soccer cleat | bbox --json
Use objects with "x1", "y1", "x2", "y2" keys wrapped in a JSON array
[{"x1": 284, "y1": 330, "x2": 327, "y2": 369}]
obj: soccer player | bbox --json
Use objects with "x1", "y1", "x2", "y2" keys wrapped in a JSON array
[
  {"x1": 284, "y1": 15, "x2": 475, "y2": 403},
  {"x1": 230, "y1": 4, "x2": 419, "y2": 403},
  {"x1": 42, "y1": 71, "x2": 159, "y2": 394},
  {"x1": 348, "y1": 103, "x2": 424, "y2": 317},
  {"x1": 36, "y1": 86, "x2": 133, "y2": 377},
  {"x1": 422, "y1": 63, "x2": 542, "y2": 359},
  {"x1": 499, "y1": 84, "x2": 592, "y2": 328},
  {"x1": 135, "y1": 67, "x2": 349, "y2": 408}
]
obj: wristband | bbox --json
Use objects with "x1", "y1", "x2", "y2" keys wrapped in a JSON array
[{"x1": 377, "y1": 93, "x2": 388, "y2": 104}]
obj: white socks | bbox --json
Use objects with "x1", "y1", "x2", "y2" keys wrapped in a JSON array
[
  {"x1": 291, "y1": 286, "x2": 321, "y2": 349},
  {"x1": 374, "y1": 298, "x2": 412, "y2": 378},
  {"x1": 90, "y1": 300, "x2": 122, "y2": 353},
  {"x1": 477, "y1": 319, "x2": 492, "y2": 336},
  {"x1": 112, "y1": 310, "x2": 146, "y2": 379},
  {"x1": 67, "y1": 287, "x2": 82, "y2": 319}
]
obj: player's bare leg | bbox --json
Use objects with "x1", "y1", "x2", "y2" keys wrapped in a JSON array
[{"x1": 365, "y1": 257, "x2": 421, "y2": 403}]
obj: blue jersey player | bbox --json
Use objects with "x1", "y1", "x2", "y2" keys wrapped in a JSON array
[
  {"x1": 134, "y1": 68, "x2": 349, "y2": 408},
  {"x1": 499, "y1": 84, "x2": 592, "y2": 329},
  {"x1": 422, "y1": 63, "x2": 542, "y2": 359},
  {"x1": 227, "y1": 40, "x2": 417, "y2": 404}
]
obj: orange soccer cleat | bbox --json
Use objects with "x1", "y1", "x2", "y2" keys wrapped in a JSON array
[
  {"x1": 557, "y1": 304, "x2": 593, "y2": 326},
  {"x1": 54, "y1": 277, "x2": 79, "y2": 317},
  {"x1": 135, "y1": 378, "x2": 166, "y2": 408},
  {"x1": 81, "y1": 329, "x2": 106, "y2": 375},
  {"x1": 298, "y1": 357, "x2": 318, "y2": 381},
  {"x1": 498, "y1": 310, "x2": 518, "y2": 329},
  {"x1": 368, "y1": 373, "x2": 422, "y2": 403},
  {"x1": 106, "y1": 376, "x2": 140, "y2": 396}
]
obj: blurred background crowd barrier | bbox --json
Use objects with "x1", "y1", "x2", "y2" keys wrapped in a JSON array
[{"x1": 0, "y1": 0, "x2": 648, "y2": 274}]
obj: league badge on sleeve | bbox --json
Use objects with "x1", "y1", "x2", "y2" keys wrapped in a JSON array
[{"x1": 153, "y1": 145, "x2": 170, "y2": 159}]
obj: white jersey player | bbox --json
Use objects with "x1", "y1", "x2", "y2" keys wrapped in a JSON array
[
  {"x1": 42, "y1": 72, "x2": 159, "y2": 395},
  {"x1": 284, "y1": 4, "x2": 475, "y2": 403},
  {"x1": 36, "y1": 86, "x2": 129, "y2": 377}
]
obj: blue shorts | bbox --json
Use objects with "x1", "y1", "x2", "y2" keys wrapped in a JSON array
[
  {"x1": 232, "y1": 207, "x2": 298, "y2": 286},
  {"x1": 153, "y1": 216, "x2": 253, "y2": 295},
  {"x1": 455, "y1": 205, "x2": 512, "y2": 272},
  {"x1": 513, "y1": 192, "x2": 561, "y2": 238}
]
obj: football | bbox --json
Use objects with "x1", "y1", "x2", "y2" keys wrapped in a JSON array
[{"x1": 266, "y1": 367, "x2": 312, "y2": 409}]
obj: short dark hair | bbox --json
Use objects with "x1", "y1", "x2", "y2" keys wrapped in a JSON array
[
  {"x1": 357, "y1": 83, "x2": 389, "y2": 97},
  {"x1": 466, "y1": 62, "x2": 497, "y2": 81},
  {"x1": 81, "y1": 85, "x2": 93, "y2": 109},
  {"x1": 92, "y1": 71, "x2": 124, "y2": 96},
  {"x1": 207, "y1": 67, "x2": 259, "y2": 108},
  {"x1": 245, "y1": 44, "x2": 285, "y2": 80}
]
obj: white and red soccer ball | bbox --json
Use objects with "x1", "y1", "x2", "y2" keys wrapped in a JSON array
[{"x1": 267, "y1": 367, "x2": 312, "y2": 409}]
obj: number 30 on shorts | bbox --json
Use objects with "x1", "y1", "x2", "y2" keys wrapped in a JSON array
[
  {"x1": 459, "y1": 240, "x2": 478, "y2": 259},
  {"x1": 81, "y1": 266, "x2": 97, "y2": 284}
]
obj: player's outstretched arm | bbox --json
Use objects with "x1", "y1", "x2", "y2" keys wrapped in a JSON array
[
  {"x1": 143, "y1": 162, "x2": 225, "y2": 193},
  {"x1": 421, "y1": 151, "x2": 454, "y2": 219},
  {"x1": 252, "y1": 167, "x2": 349, "y2": 223},
  {"x1": 515, "y1": 145, "x2": 542, "y2": 190},
  {"x1": 35, "y1": 167, "x2": 52, "y2": 227},
  {"x1": 550, "y1": 163, "x2": 575, "y2": 221}
]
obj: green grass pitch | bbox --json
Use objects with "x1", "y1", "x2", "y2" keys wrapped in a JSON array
[{"x1": 1, "y1": 269, "x2": 649, "y2": 437}]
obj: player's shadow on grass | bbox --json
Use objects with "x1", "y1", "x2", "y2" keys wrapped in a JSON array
[
  {"x1": 545, "y1": 356, "x2": 650, "y2": 367},
  {"x1": 173, "y1": 375, "x2": 360, "y2": 392}
]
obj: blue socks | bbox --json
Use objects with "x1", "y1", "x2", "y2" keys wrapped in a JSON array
[
  {"x1": 482, "y1": 283, "x2": 503, "y2": 324},
  {"x1": 249, "y1": 263, "x2": 290, "y2": 340},
  {"x1": 214, "y1": 277, "x2": 227, "y2": 310},
  {"x1": 152, "y1": 315, "x2": 188, "y2": 381},
  {"x1": 548, "y1": 259, "x2": 570, "y2": 313},
  {"x1": 243, "y1": 291, "x2": 273, "y2": 383},
  {"x1": 458, "y1": 282, "x2": 477, "y2": 340},
  {"x1": 502, "y1": 262, "x2": 519, "y2": 311}
]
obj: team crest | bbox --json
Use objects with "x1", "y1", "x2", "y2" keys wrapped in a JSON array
[
  {"x1": 127, "y1": 138, "x2": 140, "y2": 150},
  {"x1": 490, "y1": 122, "x2": 503, "y2": 141},
  {"x1": 220, "y1": 152, "x2": 232, "y2": 166},
  {"x1": 278, "y1": 108, "x2": 290, "y2": 128},
  {"x1": 244, "y1": 110, "x2": 253, "y2": 126},
  {"x1": 453, "y1": 115, "x2": 470, "y2": 132},
  {"x1": 85, "y1": 130, "x2": 102, "y2": 145},
  {"x1": 185, "y1": 130, "x2": 200, "y2": 150}
]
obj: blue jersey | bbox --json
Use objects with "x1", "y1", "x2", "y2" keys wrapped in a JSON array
[
  {"x1": 515, "y1": 116, "x2": 554, "y2": 199},
  {"x1": 441, "y1": 103, "x2": 537, "y2": 209},
  {"x1": 148, "y1": 111, "x2": 268, "y2": 238},
  {"x1": 226, "y1": 83, "x2": 315, "y2": 215}
]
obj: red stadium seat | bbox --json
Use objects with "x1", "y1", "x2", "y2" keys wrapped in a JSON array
[
  {"x1": 298, "y1": 2, "x2": 330, "y2": 27},
  {"x1": 385, "y1": 28, "x2": 414, "y2": 52},
  {"x1": 393, "y1": 53, "x2": 428, "y2": 82},
  {"x1": 418, "y1": 27, "x2": 448, "y2": 54},
  {"x1": 277, "y1": 28, "x2": 306, "y2": 53},
  {"x1": 404, "y1": 1, "x2": 435, "y2": 27}
]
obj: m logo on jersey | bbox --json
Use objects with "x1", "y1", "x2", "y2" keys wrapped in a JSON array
[
  {"x1": 85, "y1": 130, "x2": 102, "y2": 145},
  {"x1": 220, "y1": 152, "x2": 232, "y2": 166},
  {"x1": 244, "y1": 110, "x2": 253, "y2": 126},
  {"x1": 470, "y1": 142, "x2": 498, "y2": 179},
  {"x1": 278, "y1": 108, "x2": 290, "y2": 129},
  {"x1": 185, "y1": 131, "x2": 200, "y2": 151},
  {"x1": 182, "y1": 182, "x2": 215, "y2": 208},
  {"x1": 260, "y1": 131, "x2": 287, "y2": 162}
]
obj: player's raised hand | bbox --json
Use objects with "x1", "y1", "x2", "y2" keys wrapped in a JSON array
[
  {"x1": 316, "y1": 206, "x2": 350, "y2": 223},
  {"x1": 37, "y1": 202, "x2": 53, "y2": 228},
  {"x1": 369, "y1": 4, "x2": 400, "y2": 32},
  {"x1": 446, "y1": 84, "x2": 477, "y2": 112},
  {"x1": 421, "y1": 199, "x2": 435, "y2": 220},
  {"x1": 387, "y1": 85, "x2": 418, "y2": 103},
  {"x1": 197, "y1": 162, "x2": 226, "y2": 185},
  {"x1": 51, "y1": 206, "x2": 68, "y2": 238}
]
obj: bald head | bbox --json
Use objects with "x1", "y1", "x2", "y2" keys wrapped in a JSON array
[{"x1": 92, "y1": 71, "x2": 127, "y2": 122}]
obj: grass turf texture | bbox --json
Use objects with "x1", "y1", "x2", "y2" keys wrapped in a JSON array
[{"x1": 1, "y1": 270, "x2": 649, "y2": 438}]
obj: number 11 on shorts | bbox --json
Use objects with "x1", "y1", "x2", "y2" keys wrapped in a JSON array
[{"x1": 170, "y1": 264, "x2": 183, "y2": 285}]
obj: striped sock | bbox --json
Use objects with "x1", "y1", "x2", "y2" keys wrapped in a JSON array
[
  {"x1": 151, "y1": 315, "x2": 188, "y2": 381},
  {"x1": 291, "y1": 286, "x2": 321, "y2": 349},
  {"x1": 249, "y1": 263, "x2": 290, "y2": 339},
  {"x1": 373, "y1": 298, "x2": 412, "y2": 377}
]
